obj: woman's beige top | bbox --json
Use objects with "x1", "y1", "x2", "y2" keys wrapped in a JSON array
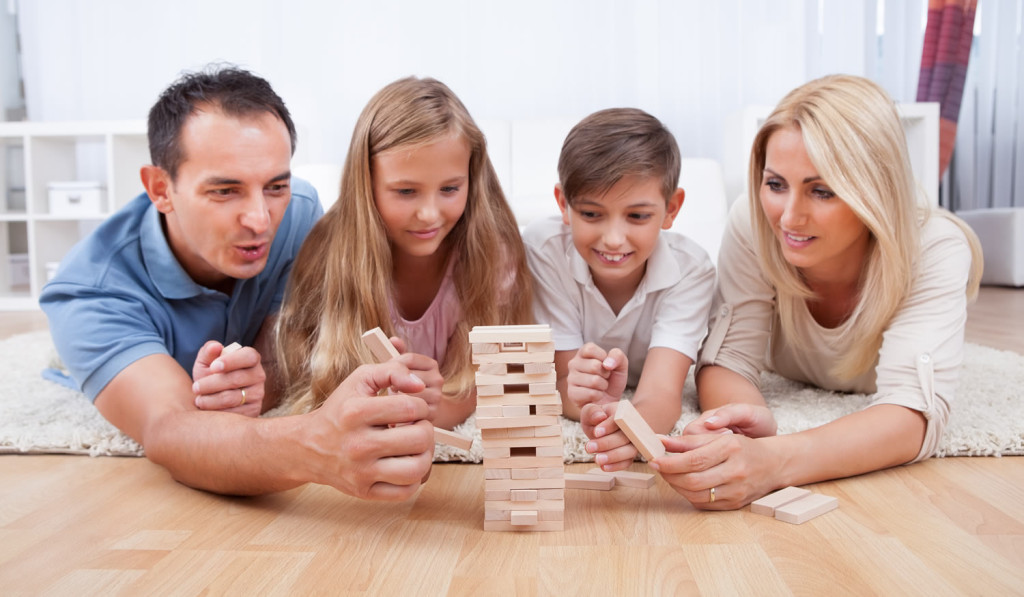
[{"x1": 698, "y1": 200, "x2": 975, "y2": 461}]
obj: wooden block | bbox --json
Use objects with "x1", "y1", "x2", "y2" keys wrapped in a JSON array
[
  {"x1": 750, "y1": 486, "x2": 813, "y2": 517},
  {"x1": 524, "y1": 362, "x2": 554, "y2": 374},
  {"x1": 483, "y1": 456, "x2": 563, "y2": 469},
  {"x1": 485, "y1": 477, "x2": 565, "y2": 491},
  {"x1": 478, "y1": 435, "x2": 561, "y2": 449},
  {"x1": 564, "y1": 473, "x2": 615, "y2": 490},
  {"x1": 484, "y1": 489, "x2": 511, "y2": 501},
  {"x1": 476, "y1": 405, "x2": 504, "y2": 418},
  {"x1": 534, "y1": 425, "x2": 562, "y2": 438},
  {"x1": 537, "y1": 510, "x2": 564, "y2": 521},
  {"x1": 537, "y1": 467, "x2": 564, "y2": 479},
  {"x1": 469, "y1": 325, "x2": 552, "y2": 344},
  {"x1": 526, "y1": 341, "x2": 556, "y2": 352},
  {"x1": 485, "y1": 499, "x2": 564, "y2": 511},
  {"x1": 477, "y1": 384, "x2": 505, "y2": 397},
  {"x1": 535, "y1": 445, "x2": 562, "y2": 458},
  {"x1": 484, "y1": 468, "x2": 512, "y2": 480},
  {"x1": 475, "y1": 371, "x2": 556, "y2": 385},
  {"x1": 586, "y1": 468, "x2": 656, "y2": 489},
  {"x1": 477, "y1": 362, "x2": 507, "y2": 375},
  {"x1": 534, "y1": 404, "x2": 562, "y2": 416},
  {"x1": 511, "y1": 510, "x2": 538, "y2": 526},
  {"x1": 529, "y1": 382, "x2": 556, "y2": 395},
  {"x1": 511, "y1": 489, "x2": 538, "y2": 502},
  {"x1": 484, "y1": 520, "x2": 563, "y2": 532},
  {"x1": 472, "y1": 351, "x2": 555, "y2": 365},
  {"x1": 511, "y1": 468, "x2": 539, "y2": 480},
  {"x1": 484, "y1": 509, "x2": 510, "y2": 521},
  {"x1": 480, "y1": 428, "x2": 509, "y2": 439},
  {"x1": 536, "y1": 488, "x2": 565, "y2": 500},
  {"x1": 472, "y1": 342, "x2": 501, "y2": 354},
  {"x1": 433, "y1": 427, "x2": 472, "y2": 451},
  {"x1": 476, "y1": 415, "x2": 559, "y2": 429},
  {"x1": 221, "y1": 342, "x2": 242, "y2": 355},
  {"x1": 360, "y1": 327, "x2": 400, "y2": 362},
  {"x1": 507, "y1": 427, "x2": 536, "y2": 438},
  {"x1": 483, "y1": 447, "x2": 511, "y2": 459},
  {"x1": 774, "y1": 493, "x2": 839, "y2": 524},
  {"x1": 502, "y1": 405, "x2": 531, "y2": 417},
  {"x1": 476, "y1": 392, "x2": 561, "y2": 407},
  {"x1": 612, "y1": 400, "x2": 665, "y2": 461}
]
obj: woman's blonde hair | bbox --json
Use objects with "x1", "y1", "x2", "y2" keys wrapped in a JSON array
[
  {"x1": 748, "y1": 74, "x2": 982, "y2": 379},
  {"x1": 276, "y1": 76, "x2": 532, "y2": 412}
]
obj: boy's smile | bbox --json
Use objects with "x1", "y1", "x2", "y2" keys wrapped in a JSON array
[{"x1": 556, "y1": 175, "x2": 683, "y2": 311}]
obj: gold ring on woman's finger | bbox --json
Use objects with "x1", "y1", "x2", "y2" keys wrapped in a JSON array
[
  {"x1": 709, "y1": 486, "x2": 717, "y2": 503},
  {"x1": 239, "y1": 388, "x2": 247, "y2": 407}
]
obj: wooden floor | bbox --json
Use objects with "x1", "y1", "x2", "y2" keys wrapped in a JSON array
[{"x1": 2, "y1": 287, "x2": 1022, "y2": 596}]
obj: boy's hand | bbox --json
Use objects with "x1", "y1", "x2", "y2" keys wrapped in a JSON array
[
  {"x1": 192, "y1": 341, "x2": 265, "y2": 417},
  {"x1": 580, "y1": 401, "x2": 639, "y2": 471},
  {"x1": 566, "y1": 343, "x2": 628, "y2": 408},
  {"x1": 683, "y1": 403, "x2": 778, "y2": 438}
]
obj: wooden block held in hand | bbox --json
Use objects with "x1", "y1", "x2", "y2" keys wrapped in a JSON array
[
  {"x1": 361, "y1": 327, "x2": 400, "y2": 363},
  {"x1": 774, "y1": 493, "x2": 838, "y2": 524},
  {"x1": 434, "y1": 427, "x2": 473, "y2": 451},
  {"x1": 612, "y1": 400, "x2": 665, "y2": 461},
  {"x1": 750, "y1": 486, "x2": 813, "y2": 517},
  {"x1": 222, "y1": 342, "x2": 242, "y2": 355}
]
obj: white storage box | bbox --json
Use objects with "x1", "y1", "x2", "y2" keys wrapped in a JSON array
[
  {"x1": 48, "y1": 181, "x2": 105, "y2": 216},
  {"x1": 8, "y1": 253, "x2": 29, "y2": 287}
]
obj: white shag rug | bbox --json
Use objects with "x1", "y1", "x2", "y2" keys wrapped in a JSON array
[{"x1": 1, "y1": 330, "x2": 1022, "y2": 459}]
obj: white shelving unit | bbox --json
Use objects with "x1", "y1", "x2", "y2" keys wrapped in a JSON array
[{"x1": 0, "y1": 120, "x2": 148, "y2": 310}]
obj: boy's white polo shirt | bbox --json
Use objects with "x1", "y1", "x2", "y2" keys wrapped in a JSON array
[{"x1": 523, "y1": 215, "x2": 716, "y2": 387}]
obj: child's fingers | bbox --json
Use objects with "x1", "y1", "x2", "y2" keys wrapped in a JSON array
[
  {"x1": 593, "y1": 441, "x2": 639, "y2": 470},
  {"x1": 602, "y1": 347, "x2": 628, "y2": 372},
  {"x1": 574, "y1": 342, "x2": 608, "y2": 362},
  {"x1": 584, "y1": 428, "x2": 631, "y2": 454}
]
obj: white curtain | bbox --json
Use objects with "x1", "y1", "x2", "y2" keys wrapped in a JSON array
[
  {"x1": 947, "y1": 0, "x2": 1024, "y2": 210},
  {"x1": 15, "y1": 0, "x2": 929, "y2": 193}
]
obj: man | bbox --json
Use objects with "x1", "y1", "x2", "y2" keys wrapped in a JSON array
[{"x1": 40, "y1": 66, "x2": 438, "y2": 500}]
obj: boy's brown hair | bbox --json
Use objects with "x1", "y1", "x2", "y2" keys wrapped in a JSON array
[{"x1": 557, "y1": 107, "x2": 680, "y2": 204}]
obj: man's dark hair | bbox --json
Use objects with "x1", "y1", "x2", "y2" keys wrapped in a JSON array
[{"x1": 147, "y1": 65, "x2": 297, "y2": 179}]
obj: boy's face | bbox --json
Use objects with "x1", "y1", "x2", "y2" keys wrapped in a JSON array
[{"x1": 555, "y1": 175, "x2": 683, "y2": 299}]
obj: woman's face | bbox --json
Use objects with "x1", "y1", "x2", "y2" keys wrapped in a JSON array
[{"x1": 759, "y1": 126, "x2": 871, "y2": 285}]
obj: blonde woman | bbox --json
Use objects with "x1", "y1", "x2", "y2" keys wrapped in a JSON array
[
  {"x1": 276, "y1": 77, "x2": 533, "y2": 429},
  {"x1": 651, "y1": 75, "x2": 983, "y2": 510}
]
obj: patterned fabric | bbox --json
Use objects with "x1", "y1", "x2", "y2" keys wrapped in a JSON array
[{"x1": 917, "y1": 0, "x2": 977, "y2": 176}]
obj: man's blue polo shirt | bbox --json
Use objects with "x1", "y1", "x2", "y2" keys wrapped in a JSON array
[{"x1": 39, "y1": 178, "x2": 323, "y2": 401}]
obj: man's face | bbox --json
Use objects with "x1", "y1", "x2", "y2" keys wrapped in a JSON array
[{"x1": 154, "y1": 107, "x2": 293, "y2": 292}]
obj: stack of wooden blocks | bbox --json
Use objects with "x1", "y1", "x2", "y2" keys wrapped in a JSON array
[{"x1": 470, "y1": 324, "x2": 565, "y2": 532}]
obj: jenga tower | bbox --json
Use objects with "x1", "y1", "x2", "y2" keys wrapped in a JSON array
[{"x1": 470, "y1": 324, "x2": 564, "y2": 532}]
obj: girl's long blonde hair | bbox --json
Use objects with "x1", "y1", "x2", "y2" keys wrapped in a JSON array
[
  {"x1": 748, "y1": 74, "x2": 983, "y2": 380},
  {"x1": 276, "y1": 76, "x2": 532, "y2": 412}
]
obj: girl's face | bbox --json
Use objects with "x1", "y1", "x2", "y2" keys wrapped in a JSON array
[
  {"x1": 372, "y1": 133, "x2": 471, "y2": 262},
  {"x1": 759, "y1": 126, "x2": 871, "y2": 285}
]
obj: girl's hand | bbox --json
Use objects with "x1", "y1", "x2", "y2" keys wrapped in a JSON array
[
  {"x1": 650, "y1": 433, "x2": 780, "y2": 511},
  {"x1": 580, "y1": 401, "x2": 639, "y2": 472},
  {"x1": 566, "y1": 343, "x2": 628, "y2": 408},
  {"x1": 683, "y1": 403, "x2": 778, "y2": 438}
]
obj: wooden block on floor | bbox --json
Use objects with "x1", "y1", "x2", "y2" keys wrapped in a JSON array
[
  {"x1": 433, "y1": 427, "x2": 472, "y2": 451},
  {"x1": 564, "y1": 473, "x2": 615, "y2": 490},
  {"x1": 612, "y1": 400, "x2": 665, "y2": 461},
  {"x1": 586, "y1": 468, "x2": 656, "y2": 489},
  {"x1": 774, "y1": 493, "x2": 838, "y2": 524},
  {"x1": 361, "y1": 327, "x2": 400, "y2": 362},
  {"x1": 750, "y1": 486, "x2": 813, "y2": 517}
]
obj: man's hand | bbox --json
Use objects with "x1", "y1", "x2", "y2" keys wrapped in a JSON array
[
  {"x1": 566, "y1": 343, "x2": 628, "y2": 409},
  {"x1": 307, "y1": 361, "x2": 435, "y2": 500},
  {"x1": 192, "y1": 341, "x2": 265, "y2": 417}
]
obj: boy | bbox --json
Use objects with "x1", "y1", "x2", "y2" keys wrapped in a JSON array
[{"x1": 523, "y1": 108, "x2": 715, "y2": 471}]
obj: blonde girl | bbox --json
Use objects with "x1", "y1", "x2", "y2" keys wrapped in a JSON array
[
  {"x1": 653, "y1": 74, "x2": 983, "y2": 510},
  {"x1": 276, "y1": 77, "x2": 532, "y2": 428}
]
